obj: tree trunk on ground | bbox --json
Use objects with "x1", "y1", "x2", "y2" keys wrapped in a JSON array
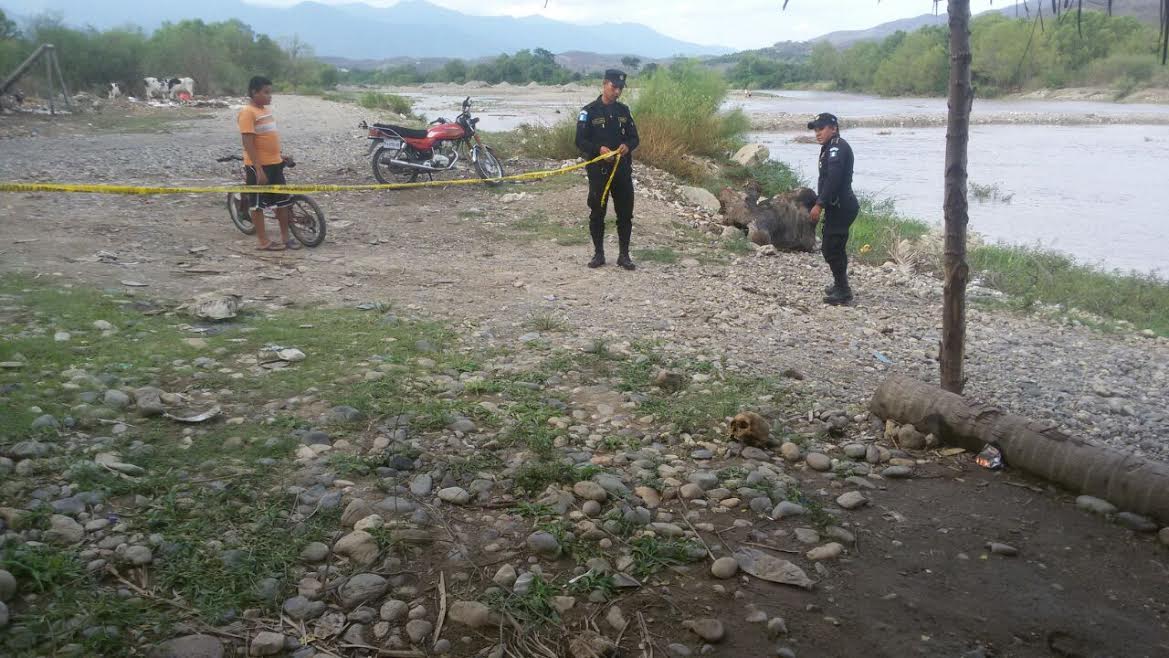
[
  {"x1": 870, "y1": 375, "x2": 1169, "y2": 523},
  {"x1": 942, "y1": 0, "x2": 973, "y2": 394}
]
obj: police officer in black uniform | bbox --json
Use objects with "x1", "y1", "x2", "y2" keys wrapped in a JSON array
[
  {"x1": 808, "y1": 112, "x2": 859, "y2": 305},
  {"x1": 576, "y1": 69, "x2": 640, "y2": 270}
]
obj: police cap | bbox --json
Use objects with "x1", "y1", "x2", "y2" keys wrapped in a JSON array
[
  {"x1": 807, "y1": 112, "x2": 839, "y2": 130},
  {"x1": 604, "y1": 69, "x2": 627, "y2": 88}
]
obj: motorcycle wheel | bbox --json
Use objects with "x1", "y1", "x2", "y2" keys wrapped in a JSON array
[
  {"x1": 474, "y1": 146, "x2": 504, "y2": 186},
  {"x1": 372, "y1": 146, "x2": 418, "y2": 185},
  {"x1": 288, "y1": 195, "x2": 327, "y2": 247},
  {"x1": 227, "y1": 193, "x2": 256, "y2": 235}
]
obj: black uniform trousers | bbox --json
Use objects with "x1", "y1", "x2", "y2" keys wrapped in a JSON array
[
  {"x1": 821, "y1": 195, "x2": 860, "y2": 283},
  {"x1": 586, "y1": 163, "x2": 634, "y2": 255}
]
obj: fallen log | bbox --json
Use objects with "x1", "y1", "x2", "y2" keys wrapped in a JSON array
[{"x1": 870, "y1": 375, "x2": 1169, "y2": 524}]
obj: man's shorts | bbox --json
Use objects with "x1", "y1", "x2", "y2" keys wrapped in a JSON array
[{"x1": 244, "y1": 163, "x2": 293, "y2": 210}]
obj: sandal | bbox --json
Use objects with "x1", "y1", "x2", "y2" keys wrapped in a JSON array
[
  {"x1": 257, "y1": 241, "x2": 286, "y2": 251},
  {"x1": 284, "y1": 239, "x2": 302, "y2": 250}
]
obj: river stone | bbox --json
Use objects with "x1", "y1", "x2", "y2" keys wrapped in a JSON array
[
  {"x1": 573, "y1": 481, "x2": 608, "y2": 502},
  {"x1": 805, "y1": 453, "x2": 831, "y2": 471},
  {"x1": 711, "y1": 557, "x2": 738, "y2": 579},
  {"x1": 48, "y1": 514, "x2": 85, "y2": 544},
  {"x1": 248, "y1": 632, "x2": 285, "y2": 656},
  {"x1": 0, "y1": 569, "x2": 15, "y2": 602},
  {"x1": 806, "y1": 543, "x2": 844, "y2": 561},
  {"x1": 987, "y1": 542, "x2": 1018, "y2": 556},
  {"x1": 380, "y1": 599, "x2": 408, "y2": 621},
  {"x1": 334, "y1": 531, "x2": 379, "y2": 566},
  {"x1": 410, "y1": 474, "x2": 433, "y2": 496},
  {"x1": 772, "y1": 501, "x2": 807, "y2": 518},
  {"x1": 149, "y1": 634, "x2": 225, "y2": 658},
  {"x1": 339, "y1": 573, "x2": 387, "y2": 609},
  {"x1": 405, "y1": 619, "x2": 433, "y2": 644},
  {"x1": 1075, "y1": 495, "x2": 1117, "y2": 515},
  {"x1": 685, "y1": 618, "x2": 725, "y2": 643},
  {"x1": 843, "y1": 444, "x2": 867, "y2": 459},
  {"x1": 300, "y1": 542, "x2": 330, "y2": 563},
  {"x1": 1159, "y1": 527, "x2": 1169, "y2": 546},
  {"x1": 438, "y1": 487, "x2": 471, "y2": 505},
  {"x1": 120, "y1": 545, "x2": 154, "y2": 566},
  {"x1": 836, "y1": 492, "x2": 869, "y2": 510},
  {"x1": 282, "y1": 595, "x2": 326, "y2": 621},
  {"x1": 448, "y1": 600, "x2": 495, "y2": 628},
  {"x1": 779, "y1": 442, "x2": 801, "y2": 462},
  {"x1": 681, "y1": 186, "x2": 720, "y2": 212},
  {"x1": 526, "y1": 531, "x2": 560, "y2": 557},
  {"x1": 1115, "y1": 512, "x2": 1158, "y2": 532},
  {"x1": 31, "y1": 414, "x2": 60, "y2": 431},
  {"x1": 104, "y1": 389, "x2": 131, "y2": 409},
  {"x1": 881, "y1": 465, "x2": 913, "y2": 479},
  {"x1": 493, "y1": 564, "x2": 518, "y2": 588}
]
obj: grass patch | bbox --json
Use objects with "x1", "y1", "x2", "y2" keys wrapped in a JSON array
[
  {"x1": 358, "y1": 91, "x2": 414, "y2": 115},
  {"x1": 633, "y1": 247, "x2": 680, "y2": 264},
  {"x1": 514, "y1": 460, "x2": 601, "y2": 494},
  {"x1": 846, "y1": 197, "x2": 932, "y2": 266},
  {"x1": 488, "y1": 120, "x2": 578, "y2": 161},
  {"x1": 507, "y1": 211, "x2": 590, "y2": 247},
  {"x1": 526, "y1": 311, "x2": 570, "y2": 333},
  {"x1": 968, "y1": 243, "x2": 1169, "y2": 335},
  {"x1": 629, "y1": 536, "x2": 704, "y2": 578},
  {"x1": 484, "y1": 573, "x2": 562, "y2": 626},
  {"x1": 722, "y1": 233, "x2": 754, "y2": 256}
]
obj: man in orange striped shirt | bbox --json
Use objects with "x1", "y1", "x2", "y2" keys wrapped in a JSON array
[{"x1": 239, "y1": 76, "x2": 298, "y2": 251}]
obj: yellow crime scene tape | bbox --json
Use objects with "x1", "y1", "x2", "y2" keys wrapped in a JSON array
[{"x1": 0, "y1": 151, "x2": 624, "y2": 202}]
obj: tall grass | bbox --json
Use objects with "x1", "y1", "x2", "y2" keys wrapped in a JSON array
[
  {"x1": 358, "y1": 92, "x2": 413, "y2": 115},
  {"x1": 969, "y1": 244, "x2": 1169, "y2": 334},
  {"x1": 844, "y1": 196, "x2": 1169, "y2": 334},
  {"x1": 632, "y1": 61, "x2": 749, "y2": 180}
]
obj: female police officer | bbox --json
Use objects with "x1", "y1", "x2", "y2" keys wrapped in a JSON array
[{"x1": 808, "y1": 112, "x2": 858, "y2": 305}]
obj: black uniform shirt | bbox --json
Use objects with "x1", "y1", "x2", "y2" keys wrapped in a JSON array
[
  {"x1": 816, "y1": 135, "x2": 855, "y2": 208},
  {"x1": 575, "y1": 96, "x2": 639, "y2": 168}
]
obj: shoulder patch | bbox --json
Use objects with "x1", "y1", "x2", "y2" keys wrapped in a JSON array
[
  {"x1": 578, "y1": 110, "x2": 589, "y2": 122},
  {"x1": 828, "y1": 147, "x2": 840, "y2": 159}
]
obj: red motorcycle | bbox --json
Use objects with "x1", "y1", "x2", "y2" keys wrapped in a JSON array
[{"x1": 362, "y1": 97, "x2": 503, "y2": 185}]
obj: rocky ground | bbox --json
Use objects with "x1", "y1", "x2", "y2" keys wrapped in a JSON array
[{"x1": 1, "y1": 96, "x2": 1169, "y2": 658}]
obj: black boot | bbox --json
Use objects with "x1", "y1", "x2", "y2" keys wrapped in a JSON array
[
  {"x1": 616, "y1": 220, "x2": 635, "y2": 270},
  {"x1": 588, "y1": 252, "x2": 606, "y2": 268},
  {"x1": 823, "y1": 272, "x2": 853, "y2": 305},
  {"x1": 823, "y1": 282, "x2": 838, "y2": 296}
]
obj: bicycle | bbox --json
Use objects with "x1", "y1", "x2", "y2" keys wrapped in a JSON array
[{"x1": 217, "y1": 155, "x2": 327, "y2": 248}]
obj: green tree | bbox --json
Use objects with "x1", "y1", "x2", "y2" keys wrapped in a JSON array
[
  {"x1": 873, "y1": 26, "x2": 948, "y2": 95},
  {"x1": 620, "y1": 55, "x2": 641, "y2": 71},
  {"x1": 809, "y1": 41, "x2": 841, "y2": 83},
  {"x1": 1, "y1": 8, "x2": 18, "y2": 40}
]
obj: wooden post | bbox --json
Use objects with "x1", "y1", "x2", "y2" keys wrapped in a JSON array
[
  {"x1": 45, "y1": 46, "x2": 54, "y2": 115},
  {"x1": 941, "y1": 0, "x2": 973, "y2": 394},
  {"x1": 51, "y1": 47, "x2": 72, "y2": 112}
]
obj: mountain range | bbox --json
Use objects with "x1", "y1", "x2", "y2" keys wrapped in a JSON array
[
  {"x1": 813, "y1": 0, "x2": 1164, "y2": 48},
  {"x1": 0, "y1": 0, "x2": 734, "y2": 60}
]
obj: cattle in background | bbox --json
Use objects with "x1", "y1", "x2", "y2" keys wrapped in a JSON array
[
  {"x1": 167, "y1": 77, "x2": 195, "y2": 100},
  {"x1": 108, "y1": 82, "x2": 121, "y2": 99},
  {"x1": 143, "y1": 77, "x2": 166, "y2": 99}
]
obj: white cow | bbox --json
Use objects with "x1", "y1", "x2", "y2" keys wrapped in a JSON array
[
  {"x1": 167, "y1": 77, "x2": 195, "y2": 100},
  {"x1": 143, "y1": 77, "x2": 167, "y2": 99},
  {"x1": 108, "y1": 82, "x2": 122, "y2": 99}
]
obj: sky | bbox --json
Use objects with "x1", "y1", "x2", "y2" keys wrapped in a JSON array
[{"x1": 251, "y1": 0, "x2": 959, "y2": 50}]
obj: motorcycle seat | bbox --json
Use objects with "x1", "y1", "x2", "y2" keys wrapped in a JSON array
[{"x1": 372, "y1": 123, "x2": 429, "y2": 139}]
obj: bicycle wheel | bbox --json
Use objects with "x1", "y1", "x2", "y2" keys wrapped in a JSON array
[
  {"x1": 289, "y1": 195, "x2": 326, "y2": 247},
  {"x1": 227, "y1": 193, "x2": 255, "y2": 235}
]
